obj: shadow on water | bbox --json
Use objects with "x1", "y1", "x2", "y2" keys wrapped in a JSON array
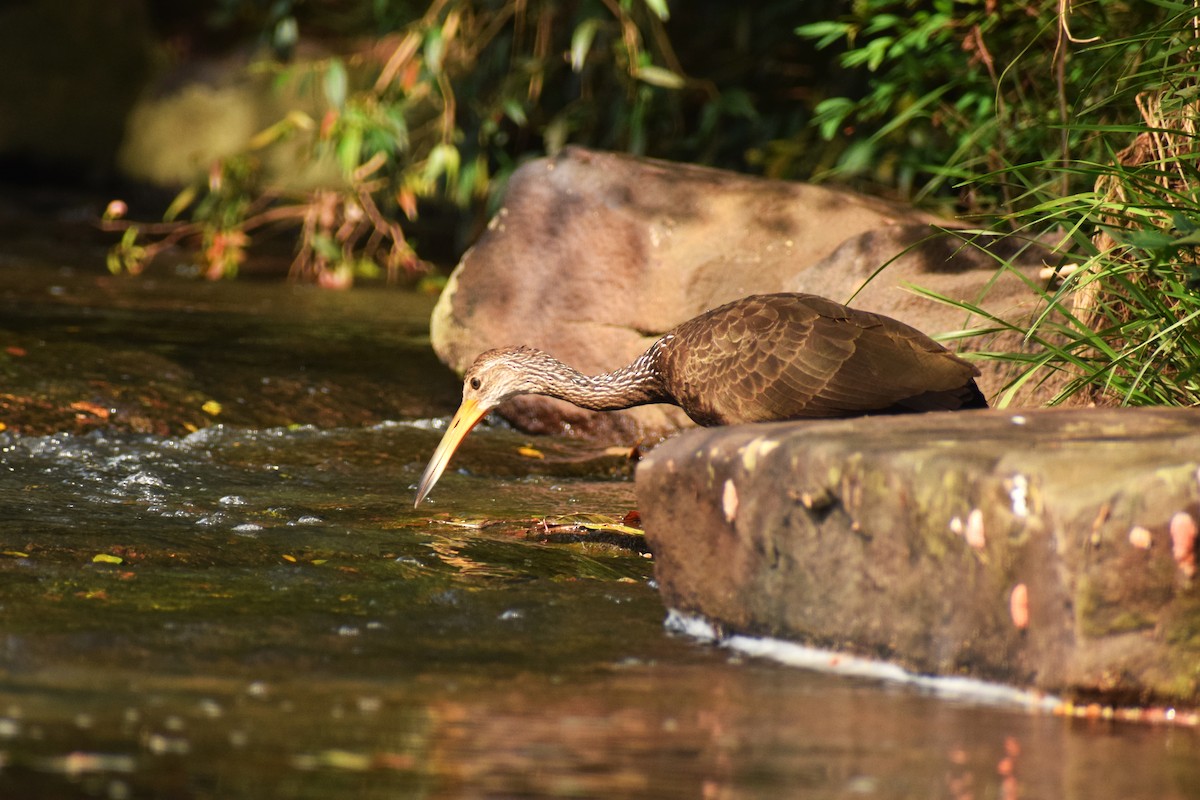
[{"x1": 0, "y1": 262, "x2": 1197, "y2": 799}]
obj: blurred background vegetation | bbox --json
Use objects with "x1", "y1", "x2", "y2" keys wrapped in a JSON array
[
  {"x1": 99, "y1": 0, "x2": 852, "y2": 284},
  {"x1": 1, "y1": 0, "x2": 1198, "y2": 406}
]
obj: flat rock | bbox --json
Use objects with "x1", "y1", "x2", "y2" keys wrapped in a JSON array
[{"x1": 637, "y1": 408, "x2": 1200, "y2": 706}]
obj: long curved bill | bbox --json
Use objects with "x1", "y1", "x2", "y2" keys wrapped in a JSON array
[{"x1": 414, "y1": 397, "x2": 490, "y2": 507}]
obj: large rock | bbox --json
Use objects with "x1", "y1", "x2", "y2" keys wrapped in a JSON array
[
  {"x1": 118, "y1": 48, "x2": 340, "y2": 190},
  {"x1": 431, "y1": 147, "x2": 1050, "y2": 443},
  {"x1": 637, "y1": 407, "x2": 1200, "y2": 705}
]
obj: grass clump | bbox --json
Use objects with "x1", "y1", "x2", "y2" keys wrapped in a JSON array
[{"x1": 809, "y1": 1, "x2": 1200, "y2": 408}]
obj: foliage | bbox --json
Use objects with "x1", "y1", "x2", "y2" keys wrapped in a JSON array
[
  {"x1": 795, "y1": 0, "x2": 1177, "y2": 215},
  {"x1": 909, "y1": 2, "x2": 1200, "y2": 408},
  {"x1": 107, "y1": 0, "x2": 691, "y2": 284}
]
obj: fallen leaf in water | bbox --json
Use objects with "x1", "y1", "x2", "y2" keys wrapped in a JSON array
[
  {"x1": 517, "y1": 445, "x2": 544, "y2": 459},
  {"x1": 38, "y1": 751, "x2": 136, "y2": 775},
  {"x1": 292, "y1": 749, "x2": 372, "y2": 771},
  {"x1": 202, "y1": 400, "x2": 223, "y2": 416},
  {"x1": 2, "y1": 550, "x2": 29, "y2": 558},
  {"x1": 70, "y1": 401, "x2": 110, "y2": 419},
  {"x1": 5, "y1": 346, "x2": 26, "y2": 357},
  {"x1": 542, "y1": 513, "x2": 645, "y2": 536},
  {"x1": 372, "y1": 751, "x2": 417, "y2": 770},
  {"x1": 281, "y1": 554, "x2": 297, "y2": 563},
  {"x1": 92, "y1": 553, "x2": 123, "y2": 565},
  {"x1": 430, "y1": 517, "x2": 493, "y2": 530}
]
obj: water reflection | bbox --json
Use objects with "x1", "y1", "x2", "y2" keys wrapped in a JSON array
[{"x1": 2, "y1": 659, "x2": 1197, "y2": 798}]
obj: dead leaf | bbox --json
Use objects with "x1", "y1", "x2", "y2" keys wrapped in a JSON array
[
  {"x1": 70, "y1": 401, "x2": 110, "y2": 419},
  {"x1": 543, "y1": 513, "x2": 645, "y2": 536}
]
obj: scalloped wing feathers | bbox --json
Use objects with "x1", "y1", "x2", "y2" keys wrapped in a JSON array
[{"x1": 654, "y1": 293, "x2": 985, "y2": 426}]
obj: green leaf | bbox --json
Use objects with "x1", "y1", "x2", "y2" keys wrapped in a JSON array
[
  {"x1": 1123, "y1": 229, "x2": 1178, "y2": 249},
  {"x1": 424, "y1": 142, "x2": 461, "y2": 188},
  {"x1": 863, "y1": 13, "x2": 902, "y2": 35},
  {"x1": 384, "y1": 106, "x2": 410, "y2": 152},
  {"x1": 842, "y1": 36, "x2": 895, "y2": 71},
  {"x1": 642, "y1": 0, "x2": 670, "y2": 20},
  {"x1": 336, "y1": 125, "x2": 362, "y2": 175},
  {"x1": 502, "y1": 98, "x2": 527, "y2": 126},
  {"x1": 425, "y1": 27, "x2": 445, "y2": 73},
  {"x1": 543, "y1": 116, "x2": 569, "y2": 155},
  {"x1": 164, "y1": 185, "x2": 197, "y2": 222},
  {"x1": 353, "y1": 258, "x2": 381, "y2": 279},
  {"x1": 636, "y1": 65, "x2": 685, "y2": 89},
  {"x1": 323, "y1": 59, "x2": 348, "y2": 109},
  {"x1": 310, "y1": 233, "x2": 341, "y2": 260},
  {"x1": 1170, "y1": 212, "x2": 1199, "y2": 234},
  {"x1": 1170, "y1": 230, "x2": 1200, "y2": 246},
  {"x1": 812, "y1": 97, "x2": 855, "y2": 140},
  {"x1": 795, "y1": 21, "x2": 852, "y2": 49},
  {"x1": 836, "y1": 138, "x2": 876, "y2": 176},
  {"x1": 570, "y1": 19, "x2": 600, "y2": 72},
  {"x1": 273, "y1": 16, "x2": 298, "y2": 53}
]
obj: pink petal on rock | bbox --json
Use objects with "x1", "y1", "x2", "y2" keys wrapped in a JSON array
[
  {"x1": 1128, "y1": 526, "x2": 1152, "y2": 550},
  {"x1": 965, "y1": 509, "x2": 986, "y2": 550},
  {"x1": 1170, "y1": 512, "x2": 1197, "y2": 578},
  {"x1": 1010, "y1": 583, "x2": 1030, "y2": 630}
]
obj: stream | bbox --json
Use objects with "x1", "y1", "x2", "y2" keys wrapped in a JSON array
[{"x1": 0, "y1": 257, "x2": 1196, "y2": 799}]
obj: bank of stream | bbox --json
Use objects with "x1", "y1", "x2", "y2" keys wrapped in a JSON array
[{"x1": 0, "y1": 256, "x2": 1196, "y2": 798}]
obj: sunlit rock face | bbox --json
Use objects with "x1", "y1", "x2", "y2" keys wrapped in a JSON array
[
  {"x1": 638, "y1": 407, "x2": 1200, "y2": 707},
  {"x1": 431, "y1": 146, "x2": 1051, "y2": 444}
]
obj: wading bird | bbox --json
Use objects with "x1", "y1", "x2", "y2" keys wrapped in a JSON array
[{"x1": 414, "y1": 292, "x2": 986, "y2": 505}]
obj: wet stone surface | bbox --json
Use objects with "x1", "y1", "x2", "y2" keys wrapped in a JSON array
[
  {"x1": 639, "y1": 408, "x2": 1200, "y2": 707},
  {"x1": 0, "y1": 260, "x2": 460, "y2": 435}
]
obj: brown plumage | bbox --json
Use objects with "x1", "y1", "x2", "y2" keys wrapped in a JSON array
[{"x1": 415, "y1": 292, "x2": 986, "y2": 505}]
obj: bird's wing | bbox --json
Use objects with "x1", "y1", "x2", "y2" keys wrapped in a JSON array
[
  {"x1": 781, "y1": 309, "x2": 979, "y2": 417},
  {"x1": 661, "y1": 294, "x2": 828, "y2": 423},
  {"x1": 662, "y1": 294, "x2": 979, "y2": 424}
]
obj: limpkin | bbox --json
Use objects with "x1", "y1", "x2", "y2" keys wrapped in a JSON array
[{"x1": 414, "y1": 292, "x2": 986, "y2": 505}]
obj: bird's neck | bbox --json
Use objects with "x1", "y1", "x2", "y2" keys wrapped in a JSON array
[{"x1": 549, "y1": 350, "x2": 669, "y2": 411}]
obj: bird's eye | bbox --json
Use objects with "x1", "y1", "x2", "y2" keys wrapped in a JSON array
[{"x1": 470, "y1": 377, "x2": 482, "y2": 390}]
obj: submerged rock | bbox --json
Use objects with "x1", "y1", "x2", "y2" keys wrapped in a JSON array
[{"x1": 636, "y1": 407, "x2": 1200, "y2": 706}]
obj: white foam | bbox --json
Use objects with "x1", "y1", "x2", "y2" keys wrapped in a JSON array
[{"x1": 667, "y1": 610, "x2": 1060, "y2": 711}]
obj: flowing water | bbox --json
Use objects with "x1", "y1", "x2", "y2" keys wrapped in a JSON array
[{"x1": 0, "y1": 259, "x2": 1197, "y2": 799}]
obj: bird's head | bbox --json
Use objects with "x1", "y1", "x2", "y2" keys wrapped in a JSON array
[
  {"x1": 413, "y1": 347, "x2": 558, "y2": 506},
  {"x1": 462, "y1": 346, "x2": 560, "y2": 405}
]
